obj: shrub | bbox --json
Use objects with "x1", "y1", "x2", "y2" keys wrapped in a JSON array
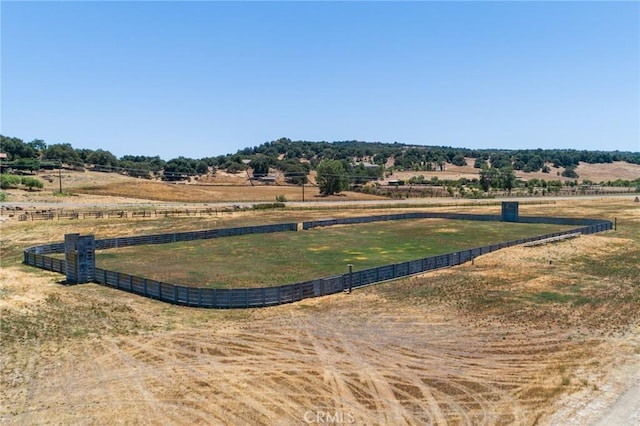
[
  {"x1": 275, "y1": 194, "x2": 287, "y2": 202},
  {"x1": 21, "y1": 176, "x2": 44, "y2": 191},
  {"x1": 0, "y1": 191, "x2": 7, "y2": 202},
  {"x1": 253, "y1": 202, "x2": 285, "y2": 210},
  {"x1": 0, "y1": 174, "x2": 21, "y2": 189}
]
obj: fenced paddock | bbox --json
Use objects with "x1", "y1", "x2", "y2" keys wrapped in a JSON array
[{"x1": 24, "y1": 210, "x2": 613, "y2": 309}]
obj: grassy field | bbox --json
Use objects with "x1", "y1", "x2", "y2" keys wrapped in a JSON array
[
  {"x1": 95, "y1": 219, "x2": 574, "y2": 288},
  {"x1": 1, "y1": 196, "x2": 639, "y2": 425}
]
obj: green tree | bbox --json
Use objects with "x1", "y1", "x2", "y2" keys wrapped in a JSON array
[
  {"x1": 316, "y1": 159, "x2": 348, "y2": 196},
  {"x1": 0, "y1": 135, "x2": 37, "y2": 160},
  {"x1": 523, "y1": 155, "x2": 544, "y2": 172},
  {"x1": 163, "y1": 157, "x2": 197, "y2": 181},
  {"x1": 28, "y1": 139, "x2": 47, "y2": 152},
  {"x1": 250, "y1": 156, "x2": 270, "y2": 178},
  {"x1": 489, "y1": 153, "x2": 511, "y2": 169},
  {"x1": 499, "y1": 167, "x2": 516, "y2": 193},
  {"x1": 43, "y1": 143, "x2": 82, "y2": 164},
  {"x1": 451, "y1": 154, "x2": 467, "y2": 166},
  {"x1": 473, "y1": 158, "x2": 486, "y2": 169},
  {"x1": 479, "y1": 167, "x2": 498, "y2": 192},
  {"x1": 11, "y1": 158, "x2": 40, "y2": 173},
  {"x1": 86, "y1": 149, "x2": 118, "y2": 168},
  {"x1": 196, "y1": 161, "x2": 209, "y2": 175},
  {"x1": 562, "y1": 166, "x2": 579, "y2": 178},
  {"x1": 21, "y1": 176, "x2": 44, "y2": 191}
]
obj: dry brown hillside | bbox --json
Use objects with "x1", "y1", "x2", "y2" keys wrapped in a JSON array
[{"x1": 3, "y1": 160, "x2": 637, "y2": 205}]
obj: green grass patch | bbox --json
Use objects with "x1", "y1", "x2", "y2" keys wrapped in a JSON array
[{"x1": 95, "y1": 219, "x2": 572, "y2": 288}]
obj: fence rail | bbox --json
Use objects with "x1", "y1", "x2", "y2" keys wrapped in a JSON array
[
  {"x1": 24, "y1": 213, "x2": 613, "y2": 309},
  {"x1": 4, "y1": 200, "x2": 562, "y2": 221}
]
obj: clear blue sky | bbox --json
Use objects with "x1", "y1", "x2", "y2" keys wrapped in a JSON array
[{"x1": 2, "y1": 1, "x2": 639, "y2": 160}]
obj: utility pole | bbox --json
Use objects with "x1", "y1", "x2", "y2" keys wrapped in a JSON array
[{"x1": 58, "y1": 162, "x2": 63, "y2": 194}]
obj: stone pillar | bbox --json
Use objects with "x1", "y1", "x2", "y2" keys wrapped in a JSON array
[
  {"x1": 65, "y1": 233, "x2": 95, "y2": 284},
  {"x1": 502, "y1": 202, "x2": 519, "y2": 222}
]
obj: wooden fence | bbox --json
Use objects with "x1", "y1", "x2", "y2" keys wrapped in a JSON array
[{"x1": 23, "y1": 213, "x2": 613, "y2": 308}]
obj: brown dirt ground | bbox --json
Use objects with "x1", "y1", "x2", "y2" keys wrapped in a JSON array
[{"x1": 1, "y1": 193, "x2": 639, "y2": 424}]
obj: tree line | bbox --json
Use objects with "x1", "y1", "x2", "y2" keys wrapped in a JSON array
[{"x1": 2, "y1": 134, "x2": 639, "y2": 195}]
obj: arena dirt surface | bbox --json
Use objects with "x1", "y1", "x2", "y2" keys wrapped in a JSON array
[{"x1": 1, "y1": 193, "x2": 639, "y2": 425}]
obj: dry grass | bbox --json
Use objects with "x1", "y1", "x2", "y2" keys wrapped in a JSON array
[
  {"x1": 6, "y1": 159, "x2": 638, "y2": 206},
  {"x1": 386, "y1": 159, "x2": 640, "y2": 184},
  {"x1": 15, "y1": 170, "x2": 385, "y2": 203},
  {"x1": 1, "y1": 196, "x2": 639, "y2": 424}
]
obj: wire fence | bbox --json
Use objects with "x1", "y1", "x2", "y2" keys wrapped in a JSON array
[
  {"x1": 10, "y1": 207, "x2": 248, "y2": 221},
  {"x1": 2, "y1": 199, "x2": 563, "y2": 221},
  {"x1": 23, "y1": 213, "x2": 613, "y2": 308}
]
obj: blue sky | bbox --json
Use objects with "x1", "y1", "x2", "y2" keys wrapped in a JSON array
[{"x1": 2, "y1": 1, "x2": 639, "y2": 160}]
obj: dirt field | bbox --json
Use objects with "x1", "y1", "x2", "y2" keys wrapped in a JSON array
[{"x1": 1, "y1": 192, "x2": 639, "y2": 424}]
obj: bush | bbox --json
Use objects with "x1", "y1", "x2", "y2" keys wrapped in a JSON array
[
  {"x1": 0, "y1": 191, "x2": 7, "y2": 202},
  {"x1": 21, "y1": 176, "x2": 44, "y2": 191},
  {"x1": 1, "y1": 174, "x2": 21, "y2": 189},
  {"x1": 561, "y1": 166, "x2": 579, "y2": 179},
  {"x1": 275, "y1": 194, "x2": 287, "y2": 202},
  {"x1": 253, "y1": 202, "x2": 285, "y2": 210}
]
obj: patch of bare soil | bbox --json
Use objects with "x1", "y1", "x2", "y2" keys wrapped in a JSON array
[{"x1": 1, "y1": 199, "x2": 638, "y2": 424}]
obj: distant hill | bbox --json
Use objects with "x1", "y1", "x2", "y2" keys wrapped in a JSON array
[{"x1": 2, "y1": 135, "x2": 639, "y2": 185}]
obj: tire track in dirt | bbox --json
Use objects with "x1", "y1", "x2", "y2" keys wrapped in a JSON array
[{"x1": 3, "y1": 299, "x2": 596, "y2": 425}]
